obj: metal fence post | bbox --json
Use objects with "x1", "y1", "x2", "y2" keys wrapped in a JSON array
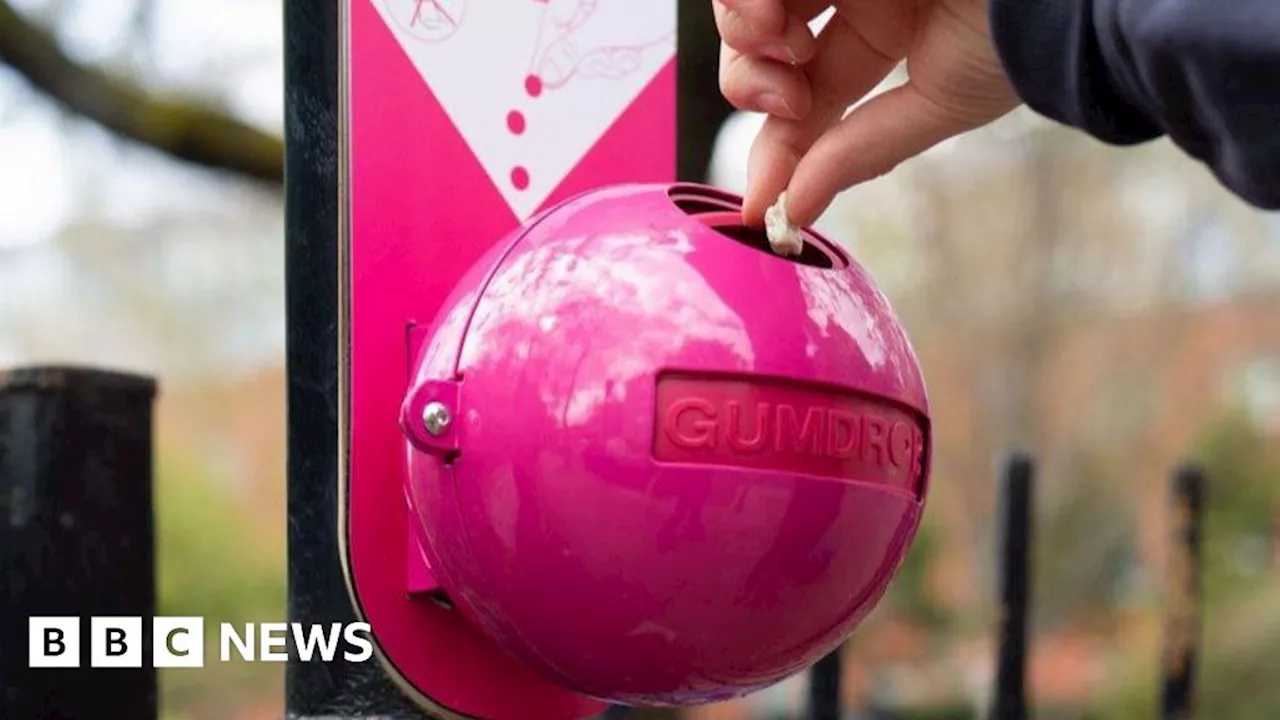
[
  {"x1": 0, "y1": 366, "x2": 158, "y2": 720},
  {"x1": 284, "y1": 0, "x2": 426, "y2": 715},
  {"x1": 992, "y1": 452, "x2": 1034, "y2": 720},
  {"x1": 809, "y1": 645, "x2": 843, "y2": 720},
  {"x1": 1161, "y1": 464, "x2": 1204, "y2": 720}
]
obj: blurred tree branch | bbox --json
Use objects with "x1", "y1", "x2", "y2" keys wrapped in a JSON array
[{"x1": 0, "y1": 0, "x2": 283, "y2": 185}]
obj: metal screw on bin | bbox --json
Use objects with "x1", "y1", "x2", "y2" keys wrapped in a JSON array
[{"x1": 422, "y1": 401, "x2": 451, "y2": 436}]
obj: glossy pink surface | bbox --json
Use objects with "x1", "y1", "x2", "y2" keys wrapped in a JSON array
[
  {"x1": 403, "y1": 183, "x2": 932, "y2": 705},
  {"x1": 347, "y1": 0, "x2": 673, "y2": 715}
]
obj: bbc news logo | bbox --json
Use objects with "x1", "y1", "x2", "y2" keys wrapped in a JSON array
[{"x1": 28, "y1": 617, "x2": 374, "y2": 668}]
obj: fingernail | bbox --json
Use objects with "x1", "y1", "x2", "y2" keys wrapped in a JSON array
[{"x1": 756, "y1": 93, "x2": 796, "y2": 119}]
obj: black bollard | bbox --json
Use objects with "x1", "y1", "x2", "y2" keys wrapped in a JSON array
[
  {"x1": 809, "y1": 646, "x2": 843, "y2": 720},
  {"x1": 991, "y1": 452, "x2": 1033, "y2": 720},
  {"x1": 1161, "y1": 464, "x2": 1204, "y2": 720},
  {"x1": 0, "y1": 366, "x2": 158, "y2": 720}
]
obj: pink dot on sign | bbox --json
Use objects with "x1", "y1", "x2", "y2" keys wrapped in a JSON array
[
  {"x1": 507, "y1": 111, "x2": 526, "y2": 135},
  {"x1": 525, "y1": 74, "x2": 543, "y2": 98},
  {"x1": 512, "y1": 167, "x2": 530, "y2": 190}
]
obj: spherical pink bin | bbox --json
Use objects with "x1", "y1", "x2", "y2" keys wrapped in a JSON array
[{"x1": 399, "y1": 182, "x2": 932, "y2": 707}]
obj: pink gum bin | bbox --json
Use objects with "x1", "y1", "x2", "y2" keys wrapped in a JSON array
[{"x1": 399, "y1": 182, "x2": 932, "y2": 706}]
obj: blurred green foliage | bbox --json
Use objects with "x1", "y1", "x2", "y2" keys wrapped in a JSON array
[
  {"x1": 1193, "y1": 408, "x2": 1278, "y2": 589},
  {"x1": 885, "y1": 511, "x2": 951, "y2": 631},
  {"x1": 1033, "y1": 450, "x2": 1139, "y2": 630},
  {"x1": 1190, "y1": 408, "x2": 1280, "y2": 720},
  {"x1": 156, "y1": 449, "x2": 283, "y2": 622},
  {"x1": 1094, "y1": 409, "x2": 1280, "y2": 719},
  {"x1": 155, "y1": 445, "x2": 285, "y2": 719},
  {"x1": 1095, "y1": 580, "x2": 1280, "y2": 720}
]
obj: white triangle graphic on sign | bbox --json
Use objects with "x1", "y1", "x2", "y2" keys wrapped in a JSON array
[{"x1": 373, "y1": 0, "x2": 677, "y2": 221}]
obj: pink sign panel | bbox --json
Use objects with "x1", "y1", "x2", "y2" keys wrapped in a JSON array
[{"x1": 342, "y1": 0, "x2": 676, "y2": 717}]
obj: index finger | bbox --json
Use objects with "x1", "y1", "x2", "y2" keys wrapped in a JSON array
[{"x1": 742, "y1": 13, "x2": 898, "y2": 225}]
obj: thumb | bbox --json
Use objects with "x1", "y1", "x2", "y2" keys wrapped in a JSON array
[{"x1": 783, "y1": 83, "x2": 973, "y2": 227}]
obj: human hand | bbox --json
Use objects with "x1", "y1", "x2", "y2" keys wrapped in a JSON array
[{"x1": 715, "y1": 0, "x2": 1020, "y2": 227}]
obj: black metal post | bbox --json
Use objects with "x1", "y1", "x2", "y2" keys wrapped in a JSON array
[
  {"x1": 809, "y1": 646, "x2": 843, "y2": 720},
  {"x1": 284, "y1": 0, "x2": 426, "y2": 716},
  {"x1": 1161, "y1": 464, "x2": 1204, "y2": 720},
  {"x1": 676, "y1": 0, "x2": 734, "y2": 183},
  {"x1": 992, "y1": 453, "x2": 1033, "y2": 720},
  {"x1": 0, "y1": 366, "x2": 158, "y2": 720}
]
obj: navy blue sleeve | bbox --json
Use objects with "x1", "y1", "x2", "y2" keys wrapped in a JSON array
[{"x1": 989, "y1": 0, "x2": 1280, "y2": 209}]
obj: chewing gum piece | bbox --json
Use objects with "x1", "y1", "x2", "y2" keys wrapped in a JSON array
[{"x1": 764, "y1": 192, "x2": 804, "y2": 257}]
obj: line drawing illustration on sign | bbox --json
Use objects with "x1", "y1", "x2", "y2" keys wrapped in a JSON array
[
  {"x1": 528, "y1": 0, "x2": 675, "y2": 91},
  {"x1": 385, "y1": 0, "x2": 466, "y2": 43},
  {"x1": 371, "y1": 0, "x2": 677, "y2": 220}
]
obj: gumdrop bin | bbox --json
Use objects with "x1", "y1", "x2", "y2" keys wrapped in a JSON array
[{"x1": 398, "y1": 183, "x2": 932, "y2": 706}]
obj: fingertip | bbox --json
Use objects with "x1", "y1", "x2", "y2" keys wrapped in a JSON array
[
  {"x1": 786, "y1": 145, "x2": 848, "y2": 228},
  {"x1": 778, "y1": 186, "x2": 831, "y2": 230},
  {"x1": 741, "y1": 168, "x2": 775, "y2": 228},
  {"x1": 741, "y1": 192, "x2": 768, "y2": 227},
  {"x1": 742, "y1": 113, "x2": 819, "y2": 227},
  {"x1": 743, "y1": 143, "x2": 793, "y2": 226},
  {"x1": 785, "y1": 16, "x2": 818, "y2": 64},
  {"x1": 741, "y1": 153, "x2": 769, "y2": 225}
]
